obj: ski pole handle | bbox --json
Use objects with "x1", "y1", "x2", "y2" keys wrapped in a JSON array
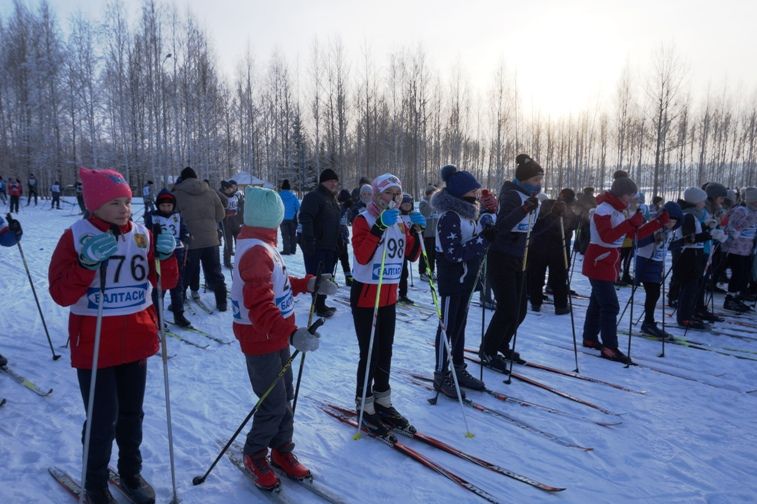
[{"x1": 308, "y1": 318, "x2": 325, "y2": 334}]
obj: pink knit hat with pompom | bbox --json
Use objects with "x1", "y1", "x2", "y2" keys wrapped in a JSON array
[{"x1": 79, "y1": 167, "x2": 132, "y2": 211}]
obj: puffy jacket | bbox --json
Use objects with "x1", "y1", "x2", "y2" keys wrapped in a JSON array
[
  {"x1": 8, "y1": 181, "x2": 22, "y2": 197},
  {"x1": 722, "y1": 206, "x2": 757, "y2": 256},
  {"x1": 489, "y1": 180, "x2": 534, "y2": 258},
  {"x1": 582, "y1": 192, "x2": 661, "y2": 282},
  {"x1": 279, "y1": 190, "x2": 300, "y2": 221},
  {"x1": 232, "y1": 226, "x2": 312, "y2": 356},
  {"x1": 173, "y1": 178, "x2": 225, "y2": 249},
  {"x1": 48, "y1": 216, "x2": 178, "y2": 369},
  {"x1": 299, "y1": 184, "x2": 341, "y2": 252}
]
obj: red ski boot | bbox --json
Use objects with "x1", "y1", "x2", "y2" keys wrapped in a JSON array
[
  {"x1": 271, "y1": 445, "x2": 312, "y2": 481},
  {"x1": 243, "y1": 450, "x2": 280, "y2": 491}
]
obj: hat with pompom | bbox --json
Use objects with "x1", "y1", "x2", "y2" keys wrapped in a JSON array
[
  {"x1": 440, "y1": 164, "x2": 480, "y2": 198},
  {"x1": 514, "y1": 154, "x2": 544, "y2": 181},
  {"x1": 79, "y1": 167, "x2": 132, "y2": 212},
  {"x1": 372, "y1": 173, "x2": 402, "y2": 195},
  {"x1": 243, "y1": 186, "x2": 284, "y2": 229},
  {"x1": 684, "y1": 187, "x2": 707, "y2": 204}
]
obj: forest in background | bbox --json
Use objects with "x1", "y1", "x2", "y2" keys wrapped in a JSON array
[{"x1": 1, "y1": 0, "x2": 755, "y2": 199}]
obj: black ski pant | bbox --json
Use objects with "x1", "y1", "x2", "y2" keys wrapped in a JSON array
[
  {"x1": 9, "y1": 195, "x2": 19, "y2": 213},
  {"x1": 279, "y1": 219, "x2": 297, "y2": 254},
  {"x1": 481, "y1": 250, "x2": 527, "y2": 357},
  {"x1": 418, "y1": 237, "x2": 436, "y2": 275},
  {"x1": 77, "y1": 359, "x2": 147, "y2": 491},
  {"x1": 222, "y1": 217, "x2": 239, "y2": 268},
  {"x1": 727, "y1": 253, "x2": 751, "y2": 295},
  {"x1": 351, "y1": 288, "x2": 396, "y2": 400},
  {"x1": 675, "y1": 249, "x2": 705, "y2": 323},
  {"x1": 399, "y1": 258, "x2": 410, "y2": 297},
  {"x1": 337, "y1": 237, "x2": 351, "y2": 278},
  {"x1": 51, "y1": 193, "x2": 61, "y2": 209},
  {"x1": 26, "y1": 189, "x2": 37, "y2": 206},
  {"x1": 243, "y1": 348, "x2": 294, "y2": 456},
  {"x1": 187, "y1": 246, "x2": 226, "y2": 304},
  {"x1": 642, "y1": 281, "x2": 661, "y2": 324},
  {"x1": 668, "y1": 245, "x2": 682, "y2": 304},
  {"x1": 582, "y1": 279, "x2": 620, "y2": 349},
  {"x1": 305, "y1": 248, "x2": 337, "y2": 310},
  {"x1": 435, "y1": 294, "x2": 471, "y2": 373},
  {"x1": 527, "y1": 247, "x2": 568, "y2": 309},
  {"x1": 152, "y1": 248, "x2": 186, "y2": 318},
  {"x1": 620, "y1": 246, "x2": 634, "y2": 282}
]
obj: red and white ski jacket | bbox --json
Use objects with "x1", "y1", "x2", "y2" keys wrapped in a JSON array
[
  {"x1": 582, "y1": 192, "x2": 660, "y2": 282},
  {"x1": 48, "y1": 216, "x2": 178, "y2": 369},
  {"x1": 231, "y1": 226, "x2": 312, "y2": 356},
  {"x1": 351, "y1": 211, "x2": 420, "y2": 308}
]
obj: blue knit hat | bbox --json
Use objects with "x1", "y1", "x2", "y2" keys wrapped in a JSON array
[
  {"x1": 244, "y1": 186, "x2": 284, "y2": 229},
  {"x1": 663, "y1": 201, "x2": 683, "y2": 229},
  {"x1": 440, "y1": 164, "x2": 480, "y2": 198}
]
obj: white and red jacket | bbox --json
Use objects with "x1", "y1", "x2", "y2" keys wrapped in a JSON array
[
  {"x1": 48, "y1": 216, "x2": 178, "y2": 369},
  {"x1": 582, "y1": 192, "x2": 660, "y2": 282},
  {"x1": 231, "y1": 226, "x2": 312, "y2": 356}
]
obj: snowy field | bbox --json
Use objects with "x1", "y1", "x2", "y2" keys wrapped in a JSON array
[{"x1": 1, "y1": 198, "x2": 757, "y2": 504}]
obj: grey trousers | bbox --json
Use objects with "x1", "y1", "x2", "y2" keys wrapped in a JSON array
[{"x1": 243, "y1": 348, "x2": 295, "y2": 456}]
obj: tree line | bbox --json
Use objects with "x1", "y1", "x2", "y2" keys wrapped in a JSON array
[{"x1": 1, "y1": 0, "x2": 755, "y2": 199}]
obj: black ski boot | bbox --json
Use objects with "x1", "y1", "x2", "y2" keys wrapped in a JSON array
[
  {"x1": 374, "y1": 389, "x2": 415, "y2": 434},
  {"x1": 724, "y1": 295, "x2": 750, "y2": 313},
  {"x1": 84, "y1": 485, "x2": 117, "y2": 504},
  {"x1": 600, "y1": 346, "x2": 633, "y2": 365},
  {"x1": 454, "y1": 363, "x2": 485, "y2": 391},
  {"x1": 172, "y1": 310, "x2": 192, "y2": 328},
  {"x1": 479, "y1": 351, "x2": 510, "y2": 374},
  {"x1": 554, "y1": 305, "x2": 571, "y2": 315},
  {"x1": 501, "y1": 348, "x2": 526, "y2": 365},
  {"x1": 118, "y1": 473, "x2": 156, "y2": 504},
  {"x1": 315, "y1": 295, "x2": 336, "y2": 318},
  {"x1": 641, "y1": 322, "x2": 672, "y2": 340},
  {"x1": 214, "y1": 287, "x2": 228, "y2": 312},
  {"x1": 355, "y1": 396, "x2": 391, "y2": 437},
  {"x1": 433, "y1": 371, "x2": 465, "y2": 400},
  {"x1": 0, "y1": 354, "x2": 7, "y2": 367}
]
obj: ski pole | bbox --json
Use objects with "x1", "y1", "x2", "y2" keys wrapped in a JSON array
[
  {"x1": 193, "y1": 318, "x2": 324, "y2": 485},
  {"x1": 354, "y1": 237, "x2": 389, "y2": 440},
  {"x1": 625, "y1": 231, "x2": 638, "y2": 369},
  {"x1": 660, "y1": 253, "x2": 667, "y2": 358},
  {"x1": 11, "y1": 217, "x2": 60, "y2": 360},
  {"x1": 292, "y1": 261, "x2": 324, "y2": 416},
  {"x1": 151, "y1": 224, "x2": 180, "y2": 504},
  {"x1": 506, "y1": 210, "x2": 535, "y2": 384},
  {"x1": 80, "y1": 227, "x2": 117, "y2": 504},
  {"x1": 560, "y1": 217, "x2": 579, "y2": 373},
  {"x1": 479, "y1": 257, "x2": 488, "y2": 382},
  {"x1": 418, "y1": 230, "x2": 474, "y2": 438}
]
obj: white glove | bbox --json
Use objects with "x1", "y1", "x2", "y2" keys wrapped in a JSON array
[
  {"x1": 704, "y1": 218, "x2": 719, "y2": 230},
  {"x1": 710, "y1": 229, "x2": 728, "y2": 243},
  {"x1": 307, "y1": 274, "x2": 338, "y2": 295},
  {"x1": 291, "y1": 327, "x2": 321, "y2": 352}
]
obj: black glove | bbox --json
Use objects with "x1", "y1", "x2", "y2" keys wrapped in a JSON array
[
  {"x1": 521, "y1": 195, "x2": 539, "y2": 213},
  {"x1": 6, "y1": 214, "x2": 22, "y2": 239},
  {"x1": 481, "y1": 225, "x2": 497, "y2": 242}
]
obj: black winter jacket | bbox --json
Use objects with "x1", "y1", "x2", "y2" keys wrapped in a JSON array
[{"x1": 299, "y1": 184, "x2": 342, "y2": 252}]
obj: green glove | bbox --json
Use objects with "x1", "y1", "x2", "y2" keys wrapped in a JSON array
[{"x1": 80, "y1": 233, "x2": 118, "y2": 270}]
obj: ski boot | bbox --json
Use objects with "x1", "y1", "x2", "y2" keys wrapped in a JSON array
[
  {"x1": 724, "y1": 295, "x2": 750, "y2": 313},
  {"x1": 454, "y1": 363, "x2": 485, "y2": 391},
  {"x1": 433, "y1": 371, "x2": 465, "y2": 400},
  {"x1": 501, "y1": 348, "x2": 526, "y2": 365},
  {"x1": 479, "y1": 351, "x2": 510, "y2": 373},
  {"x1": 172, "y1": 311, "x2": 192, "y2": 328},
  {"x1": 641, "y1": 321, "x2": 673, "y2": 340},
  {"x1": 243, "y1": 450, "x2": 280, "y2": 491},
  {"x1": 271, "y1": 444, "x2": 311, "y2": 481},
  {"x1": 118, "y1": 473, "x2": 156, "y2": 504},
  {"x1": 84, "y1": 485, "x2": 117, "y2": 504},
  {"x1": 554, "y1": 305, "x2": 571, "y2": 315},
  {"x1": 355, "y1": 396, "x2": 392, "y2": 437},
  {"x1": 374, "y1": 389, "x2": 415, "y2": 434},
  {"x1": 600, "y1": 346, "x2": 633, "y2": 365},
  {"x1": 678, "y1": 319, "x2": 709, "y2": 330},
  {"x1": 398, "y1": 295, "x2": 415, "y2": 305}
]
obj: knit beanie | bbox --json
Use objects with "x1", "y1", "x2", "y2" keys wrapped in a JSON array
[
  {"x1": 243, "y1": 186, "x2": 284, "y2": 229},
  {"x1": 663, "y1": 201, "x2": 683, "y2": 225},
  {"x1": 281, "y1": 179, "x2": 291, "y2": 190},
  {"x1": 79, "y1": 167, "x2": 132, "y2": 212},
  {"x1": 744, "y1": 187, "x2": 757, "y2": 205},
  {"x1": 156, "y1": 188, "x2": 176, "y2": 206},
  {"x1": 610, "y1": 177, "x2": 638, "y2": 197},
  {"x1": 338, "y1": 189, "x2": 352, "y2": 203},
  {"x1": 401, "y1": 193, "x2": 414, "y2": 206},
  {"x1": 319, "y1": 169, "x2": 339, "y2": 184},
  {"x1": 180, "y1": 166, "x2": 197, "y2": 180},
  {"x1": 372, "y1": 173, "x2": 402, "y2": 195},
  {"x1": 514, "y1": 154, "x2": 544, "y2": 181},
  {"x1": 704, "y1": 182, "x2": 727, "y2": 200},
  {"x1": 725, "y1": 189, "x2": 738, "y2": 204},
  {"x1": 440, "y1": 164, "x2": 480, "y2": 198},
  {"x1": 613, "y1": 170, "x2": 629, "y2": 179},
  {"x1": 359, "y1": 184, "x2": 373, "y2": 197},
  {"x1": 684, "y1": 187, "x2": 707, "y2": 204}
]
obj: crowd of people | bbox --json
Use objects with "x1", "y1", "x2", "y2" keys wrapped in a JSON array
[{"x1": 12, "y1": 156, "x2": 750, "y2": 503}]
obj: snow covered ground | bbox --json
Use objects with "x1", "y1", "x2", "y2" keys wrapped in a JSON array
[{"x1": 1, "y1": 198, "x2": 757, "y2": 504}]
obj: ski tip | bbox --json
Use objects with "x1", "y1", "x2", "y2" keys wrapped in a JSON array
[
  {"x1": 352, "y1": 432, "x2": 362, "y2": 441},
  {"x1": 464, "y1": 431, "x2": 475, "y2": 439}
]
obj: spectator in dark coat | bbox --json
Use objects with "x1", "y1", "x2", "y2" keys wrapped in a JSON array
[{"x1": 298, "y1": 168, "x2": 342, "y2": 317}]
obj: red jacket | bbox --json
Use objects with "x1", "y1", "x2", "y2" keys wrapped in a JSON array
[
  {"x1": 351, "y1": 214, "x2": 420, "y2": 308},
  {"x1": 8, "y1": 181, "x2": 21, "y2": 197},
  {"x1": 48, "y1": 217, "x2": 178, "y2": 369},
  {"x1": 233, "y1": 226, "x2": 312, "y2": 356},
  {"x1": 582, "y1": 192, "x2": 661, "y2": 282}
]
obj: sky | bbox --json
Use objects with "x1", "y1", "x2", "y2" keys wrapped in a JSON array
[{"x1": 3, "y1": 0, "x2": 757, "y2": 117}]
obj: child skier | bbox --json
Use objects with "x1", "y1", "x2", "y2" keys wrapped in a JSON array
[
  {"x1": 673, "y1": 187, "x2": 728, "y2": 328},
  {"x1": 636, "y1": 201, "x2": 683, "y2": 339},
  {"x1": 581, "y1": 177, "x2": 667, "y2": 363},
  {"x1": 479, "y1": 154, "x2": 543, "y2": 371},
  {"x1": 144, "y1": 189, "x2": 192, "y2": 327},
  {"x1": 231, "y1": 187, "x2": 336, "y2": 491},
  {"x1": 431, "y1": 165, "x2": 497, "y2": 399},
  {"x1": 350, "y1": 173, "x2": 423, "y2": 434},
  {"x1": 721, "y1": 187, "x2": 757, "y2": 312},
  {"x1": 48, "y1": 167, "x2": 178, "y2": 504},
  {"x1": 398, "y1": 193, "x2": 418, "y2": 304}
]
